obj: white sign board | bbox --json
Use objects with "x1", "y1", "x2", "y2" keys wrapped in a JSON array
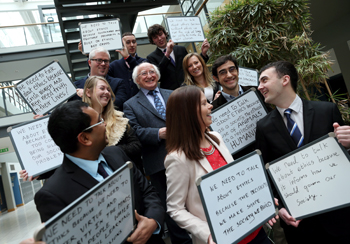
[
  {"x1": 238, "y1": 67, "x2": 258, "y2": 86},
  {"x1": 166, "y1": 16, "x2": 205, "y2": 43},
  {"x1": 8, "y1": 116, "x2": 63, "y2": 177},
  {"x1": 197, "y1": 151, "x2": 275, "y2": 244},
  {"x1": 34, "y1": 162, "x2": 135, "y2": 244},
  {"x1": 80, "y1": 18, "x2": 122, "y2": 53},
  {"x1": 210, "y1": 89, "x2": 268, "y2": 155},
  {"x1": 267, "y1": 134, "x2": 350, "y2": 219},
  {"x1": 15, "y1": 61, "x2": 77, "y2": 115}
]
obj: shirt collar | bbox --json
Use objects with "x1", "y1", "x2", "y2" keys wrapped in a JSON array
[
  {"x1": 141, "y1": 86, "x2": 160, "y2": 96},
  {"x1": 66, "y1": 153, "x2": 107, "y2": 179},
  {"x1": 277, "y1": 94, "x2": 302, "y2": 117},
  {"x1": 221, "y1": 85, "x2": 244, "y2": 101}
]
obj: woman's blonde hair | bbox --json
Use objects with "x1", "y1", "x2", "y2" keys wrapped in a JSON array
[
  {"x1": 82, "y1": 76, "x2": 118, "y2": 141},
  {"x1": 182, "y1": 52, "x2": 215, "y2": 88}
]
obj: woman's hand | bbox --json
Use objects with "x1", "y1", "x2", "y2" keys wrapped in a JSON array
[
  {"x1": 208, "y1": 234, "x2": 216, "y2": 244},
  {"x1": 19, "y1": 170, "x2": 39, "y2": 182},
  {"x1": 213, "y1": 90, "x2": 221, "y2": 101}
]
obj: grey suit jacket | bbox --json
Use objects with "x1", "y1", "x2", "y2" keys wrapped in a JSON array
[{"x1": 123, "y1": 89, "x2": 172, "y2": 175}]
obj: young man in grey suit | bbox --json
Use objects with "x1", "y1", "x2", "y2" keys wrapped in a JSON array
[
  {"x1": 35, "y1": 100, "x2": 165, "y2": 244},
  {"x1": 256, "y1": 60, "x2": 350, "y2": 243},
  {"x1": 123, "y1": 62, "x2": 192, "y2": 243}
]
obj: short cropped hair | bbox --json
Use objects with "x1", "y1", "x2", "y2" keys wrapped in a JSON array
[
  {"x1": 147, "y1": 24, "x2": 168, "y2": 45},
  {"x1": 259, "y1": 61, "x2": 298, "y2": 92},
  {"x1": 122, "y1": 32, "x2": 135, "y2": 38},
  {"x1": 212, "y1": 54, "x2": 239, "y2": 78},
  {"x1": 89, "y1": 46, "x2": 110, "y2": 60},
  {"x1": 48, "y1": 101, "x2": 90, "y2": 154},
  {"x1": 132, "y1": 63, "x2": 161, "y2": 88}
]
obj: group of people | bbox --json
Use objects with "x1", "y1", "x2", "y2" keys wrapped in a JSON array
[{"x1": 20, "y1": 23, "x2": 350, "y2": 244}]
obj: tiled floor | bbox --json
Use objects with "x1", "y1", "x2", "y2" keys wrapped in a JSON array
[
  {"x1": 0, "y1": 200, "x2": 172, "y2": 244},
  {"x1": 0, "y1": 201, "x2": 42, "y2": 244}
]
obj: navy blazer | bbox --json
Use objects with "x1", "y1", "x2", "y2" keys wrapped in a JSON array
[
  {"x1": 34, "y1": 146, "x2": 165, "y2": 243},
  {"x1": 108, "y1": 54, "x2": 147, "y2": 99},
  {"x1": 70, "y1": 74, "x2": 127, "y2": 110},
  {"x1": 123, "y1": 89, "x2": 172, "y2": 176},
  {"x1": 256, "y1": 99, "x2": 350, "y2": 237},
  {"x1": 147, "y1": 45, "x2": 209, "y2": 90}
]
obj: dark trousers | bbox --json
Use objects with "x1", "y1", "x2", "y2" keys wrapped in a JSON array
[{"x1": 150, "y1": 170, "x2": 192, "y2": 244}]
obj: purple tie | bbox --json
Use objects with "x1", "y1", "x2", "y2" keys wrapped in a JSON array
[{"x1": 163, "y1": 49, "x2": 176, "y2": 66}]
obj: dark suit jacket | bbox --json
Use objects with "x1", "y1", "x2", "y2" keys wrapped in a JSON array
[
  {"x1": 108, "y1": 54, "x2": 147, "y2": 99},
  {"x1": 147, "y1": 45, "x2": 209, "y2": 90},
  {"x1": 123, "y1": 89, "x2": 172, "y2": 176},
  {"x1": 256, "y1": 99, "x2": 350, "y2": 237},
  {"x1": 34, "y1": 147, "x2": 165, "y2": 243},
  {"x1": 70, "y1": 74, "x2": 128, "y2": 110},
  {"x1": 211, "y1": 85, "x2": 272, "y2": 160}
]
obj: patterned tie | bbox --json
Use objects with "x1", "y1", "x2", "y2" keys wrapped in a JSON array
[
  {"x1": 97, "y1": 161, "x2": 109, "y2": 179},
  {"x1": 148, "y1": 90, "x2": 166, "y2": 120},
  {"x1": 284, "y1": 108, "x2": 304, "y2": 147},
  {"x1": 163, "y1": 49, "x2": 176, "y2": 66}
]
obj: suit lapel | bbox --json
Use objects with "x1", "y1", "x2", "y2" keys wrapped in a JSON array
[
  {"x1": 271, "y1": 109, "x2": 297, "y2": 150},
  {"x1": 62, "y1": 156, "x2": 98, "y2": 190},
  {"x1": 136, "y1": 90, "x2": 165, "y2": 120},
  {"x1": 302, "y1": 99, "x2": 314, "y2": 144}
]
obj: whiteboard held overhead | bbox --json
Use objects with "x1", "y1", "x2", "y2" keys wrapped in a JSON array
[
  {"x1": 166, "y1": 16, "x2": 205, "y2": 43},
  {"x1": 267, "y1": 133, "x2": 350, "y2": 220},
  {"x1": 15, "y1": 61, "x2": 77, "y2": 115},
  {"x1": 210, "y1": 89, "x2": 268, "y2": 156},
  {"x1": 80, "y1": 18, "x2": 122, "y2": 53},
  {"x1": 197, "y1": 151, "x2": 276, "y2": 244},
  {"x1": 34, "y1": 162, "x2": 135, "y2": 244},
  {"x1": 8, "y1": 115, "x2": 63, "y2": 177}
]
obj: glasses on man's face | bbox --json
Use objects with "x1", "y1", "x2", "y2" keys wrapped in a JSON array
[
  {"x1": 90, "y1": 59, "x2": 110, "y2": 65},
  {"x1": 82, "y1": 117, "x2": 104, "y2": 132},
  {"x1": 137, "y1": 70, "x2": 156, "y2": 77},
  {"x1": 218, "y1": 66, "x2": 237, "y2": 76}
]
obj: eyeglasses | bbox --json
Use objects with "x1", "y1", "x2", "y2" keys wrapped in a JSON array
[
  {"x1": 82, "y1": 117, "x2": 104, "y2": 132},
  {"x1": 90, "y1": 59, "x2": 110, "y2": 64},
  {"x1": 218, "y1": 66, "x2": 237, "y2": 76},
  {"x1": 137, "y1": 70, "x2": 156, "y2": 77}
]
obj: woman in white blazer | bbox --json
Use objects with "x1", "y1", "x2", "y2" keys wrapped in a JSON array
[{"x1": 165, "y1": 86, "x2": 273, "y2": 244}]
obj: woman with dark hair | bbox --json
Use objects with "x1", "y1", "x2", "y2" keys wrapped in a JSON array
[
  {"x1": 165, "y1": 86, "x2": 273, "y2": 244},
  {"x1": 182, "y1": 53, "x2": 220, "y2": 103}
]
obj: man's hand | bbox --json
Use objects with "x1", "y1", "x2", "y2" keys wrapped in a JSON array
[
  {"x1": 115, "y1": 39, "x2": 129, "y2": 59},
  {"x1": 208, "y1": 234, "x2": 216, "y2": 244},
  {"x1": 279, "y1": 208, "x2": 301, "y2": 227},
  {"x1": 19, "y1": 170, "x2": 39, "y2": 182},
  {"x1": 201, "y1": 38, "x2": 210, "y2": 57},
  {"x1": 159, "y1": 127, "x2": 166, "y2": 140},
  {"x1": 333, "y1": 122, "x2": 350, "y2": 149},
  {"x1": 127, "y1": 210, "x2": 157, "y2": 244},
  {"x1": 76, "y1": 88, "x2": 84, "y2": 98},
  {"x1": 267, "y1": 198, "x2": 279, "y2": 226},
  {"x1": 165, "y1": 40, "x2": 175, "y2": 57},
  {"x1": 19, "y1": 238, "x2": 45, "y2": 244}
]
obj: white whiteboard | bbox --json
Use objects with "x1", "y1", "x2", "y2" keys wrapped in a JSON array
[
  {"x1": 8, "y1": 116, "x2": 63, "y2": 177},
  {"x1": 15, "y1": 61, "x2": 77, "y2": 115},
  {"x1": 34, "y1": 162, "x2": 135, "y2": 244},
  {"x1": 197, "y1": 151, "x2": 275, "y2": 244},
  {"x1": 80, "y1": 18, "x2": 122, "y2": 53},
  {"x1": 267, "y1": 134, "x2": 350, "y2": 219},
  {"x1": 210, "y1": 89, "x2": 268, "y2": 155},
  {"x1": 166, "y1": 16, "x2": 205, "y2": 43},
  {"x1": 238, "y1": 67, "x2": 258, "y2": 86}
]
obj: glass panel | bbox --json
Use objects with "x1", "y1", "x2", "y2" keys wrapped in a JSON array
[{"x1": 133, "y1": 16, "x2": 148, "y2": 38}]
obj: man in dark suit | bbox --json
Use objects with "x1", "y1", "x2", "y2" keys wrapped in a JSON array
[
  {"x1": 146, "y1": 24, "x2": 209, "y2": 90},
  {"x1": 256, "y1": 61, "x2": 350, "y2": 243},
  {"x1": 70, "y1": 46, "x2": 128, "y2": 110},
  {"x1": 123, "y1": 63, "x2": 192, "y2": 243},
  {"x1": 34, "y1": 100, "x2": 165, "y2": 244},
  {"x1": 108, "y1": 33, "x2": 147, "y2": 100}
]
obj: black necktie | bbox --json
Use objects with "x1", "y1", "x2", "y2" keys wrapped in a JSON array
[{"x1": 97, "y1": 161, "x2": 109, "y2": 179}]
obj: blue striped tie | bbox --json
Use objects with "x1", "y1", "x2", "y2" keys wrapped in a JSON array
[
  {"x1": 148, "y1": 90, "x2": 166, "y2": 120},
  {"x1": 284, "y1": 108, "x2": 304, "y2": 147}
]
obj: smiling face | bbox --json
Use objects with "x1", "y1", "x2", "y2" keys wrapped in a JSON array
[
  {"x1": 214, "y1": 60, "x2": 239, "y2": 94},
  {"x1": 136, "y1": 63, "x2": 159, "y2": 90},
  {"x1": 89, "y1": 51, "x2": 109, "y2": 77},
  {"x1": 123, "y1": 34, "x2": 137, "y2": 56},
  {"x1": 151, "y1": 31, "x2": 167, "y2": 48},
  {"x1": 187, "y1": 56, "x2": 204, "y2": 79},
  {"x1": 87, "y1": 79, "x2": 111, "y2": 109},
  {"x1": 258, "y1": 67, "x2": 284, "y2": 105},
  {"x1": 199, "y1": 92, "x2": 213, "y2": 132}
]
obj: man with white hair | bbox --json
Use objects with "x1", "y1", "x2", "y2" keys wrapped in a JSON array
[{"x1": 70, "y1": 46, "x2": 128, "y2": 110}]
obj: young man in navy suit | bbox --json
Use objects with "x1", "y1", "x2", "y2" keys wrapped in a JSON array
[{"x1": 256, "y1": 61, "x2": 350, "y2": 243}]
